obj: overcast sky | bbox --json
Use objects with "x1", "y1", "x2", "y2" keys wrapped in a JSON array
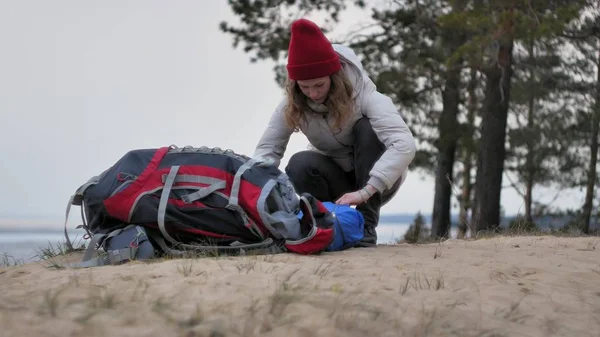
[{"x1": 0, "y1": 1, "x2": 585, "y2": 227}]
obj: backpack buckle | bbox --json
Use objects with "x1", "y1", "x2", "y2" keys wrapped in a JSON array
[{"x1": 129, "y1": 229, "x2": 143, "y2": 248}]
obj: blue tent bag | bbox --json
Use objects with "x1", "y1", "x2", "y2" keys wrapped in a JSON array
[{"x1": 297, "y1": 201, "x2": 364, "y2": 251}]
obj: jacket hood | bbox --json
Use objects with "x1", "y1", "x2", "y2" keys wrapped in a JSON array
[{"x1": 332, "y1": 44, "x2": 376, "y2": 99}]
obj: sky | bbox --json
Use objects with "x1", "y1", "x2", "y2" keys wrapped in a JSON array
[{"x1": 0, "y1": 1, "x2": 587, "y2": 227}]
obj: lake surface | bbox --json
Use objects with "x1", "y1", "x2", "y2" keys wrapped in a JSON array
[{"x1": 0, "y1": 223, "x2": 432, "y2": 265}]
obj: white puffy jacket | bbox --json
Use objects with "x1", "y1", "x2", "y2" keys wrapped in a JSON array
[{"x1": 253, "y1": 44, "x2": 416, "y2": 193}]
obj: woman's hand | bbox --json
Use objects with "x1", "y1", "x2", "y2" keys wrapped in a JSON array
[{"x1": 335, "y1": 185, "x2": 377, "y2": 205}]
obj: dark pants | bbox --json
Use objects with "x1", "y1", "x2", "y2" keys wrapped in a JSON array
[{"x1": 285, "y1": 118, "x2": 399, "y2": 231}]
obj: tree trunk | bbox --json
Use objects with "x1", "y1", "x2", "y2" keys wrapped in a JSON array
[
  {"x1": 431, "y1": 72, "x2": 460, "y2": 238},
  {"x1": 524, "y1": 42, "x2": 536, "y2": 224},
  {"x1": 524, "y1": 169, "x2": 534, "y2": 223},
  {"x1": 458, "y1": 68, "x2": 478, "y2": 239},
  {"x1": 458, "y1": 150, "x2": 473, "y2": 238},
  {"x1": 473, "y1": 19, "x2": 514, "y2": 233},
  {"x1": 524, "y1": 98, "x2": 535, "y2": 224},
  {"x1": 430, "y1": 1, "x2": 466, "y2": 239},
  {"x1": 581, "y1": 46, "x2": 600, "y2": 234}
]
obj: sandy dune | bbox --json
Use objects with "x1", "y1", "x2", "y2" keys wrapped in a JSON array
[{"x1": 1, "y1": 235, "x2": 599, "y2": 337}]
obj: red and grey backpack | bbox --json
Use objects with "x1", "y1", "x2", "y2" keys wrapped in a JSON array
[{"x1": 63, "y1": 145, "x2": 336, "y2": 267}]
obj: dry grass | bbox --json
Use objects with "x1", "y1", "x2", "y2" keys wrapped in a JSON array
[
  {"x1": 399, "y1": 270, "x2": 445, "y2": 295},
  {"x1": 1, "y1": 252, "x2": 24, "y2": 267}
]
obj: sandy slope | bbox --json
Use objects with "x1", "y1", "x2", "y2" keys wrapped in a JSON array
[{"x1": 1, "y1": 235, "x2": 599, "y2": 337}]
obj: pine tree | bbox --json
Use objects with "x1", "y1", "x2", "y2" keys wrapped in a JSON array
[
  {"x1": 403, "y1": 211, "x2": 429, "y2": 243},
  {"x1": 439, "y1": 0, "x2": 586, "y2": 232},
  {"x1": 504, "y1": 33, "x2": 578, "y2": 225},
  {"x1": 559, "y1": 4, "x2": 600, "y2": 233}
]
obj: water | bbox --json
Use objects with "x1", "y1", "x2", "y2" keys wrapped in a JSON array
[
  {"x1": 0, "y1": 229, "x2": 86, "y2": 264},
  {"x1": 0, "y1": 223, "x2": 416, "y2": 265}
]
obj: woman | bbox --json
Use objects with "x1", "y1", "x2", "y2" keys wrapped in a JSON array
[{"x1": 253, "y1": 18, "x2": 416, "y2": 246}]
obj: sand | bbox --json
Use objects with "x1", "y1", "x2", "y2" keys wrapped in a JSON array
[{"x1": 1, "y1": 235, "x2": 599, "y2": 337}]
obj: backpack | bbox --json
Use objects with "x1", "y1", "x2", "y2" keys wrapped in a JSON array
[
  {"x1": 297, "y1": 202, "x2": 364, "y2": 251},
  {"x1": 63, "y1": 145, "x2": 336, "y2": 267}
]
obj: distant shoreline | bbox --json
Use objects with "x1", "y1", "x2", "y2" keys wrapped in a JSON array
[
  {"x1": 1, "y1": 211, "x2": 596, "y2": 232},
  {"x1": 0, "y1": 227, "x2": 75, "y2": 234}
]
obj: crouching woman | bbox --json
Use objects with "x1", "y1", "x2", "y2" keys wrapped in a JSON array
[{"x1": 253, "y1": 18, "x2": 417, "y2": 246}]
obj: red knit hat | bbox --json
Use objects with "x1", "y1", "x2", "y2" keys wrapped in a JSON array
[{"x1": 286, "y1": 19, "x2": 342, "y2": 81}]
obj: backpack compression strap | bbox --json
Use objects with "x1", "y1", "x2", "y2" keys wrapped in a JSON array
[
  {"x1": 63, "y1": 178, "x2": 100, "y2": 251},
  {"x1": 156, "y1": 165, "x2": 281, "y2": 254},
  {"x1": 60, "y1": 225, "x2": 147, "y2": 268},
  {"x1": 148, "y1": 232, "x2": 284, "y2": 257}
]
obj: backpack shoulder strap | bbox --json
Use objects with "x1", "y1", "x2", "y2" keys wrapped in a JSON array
[
  {"x1": 63, "y1": 177, "x2": 100, "y2": 250},
  {"x1": 62, "y1": 225, "x2": 151, "y2": 268},
  {"x1": 67, "y1": 247, "x2": 140, "y2": 268}
]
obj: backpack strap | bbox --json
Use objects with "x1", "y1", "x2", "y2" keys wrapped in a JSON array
[
  {"x1": 157, "y1": 165, "x2": 184, "y2": 245},
  {"x1": 225, "y1": 159, "x2": 263, "y2": 238},
  {"x1": 63, "y1": 178, "x2": 100, "y2": 250},
  {"x1": 61, "y1": 225, "x2": 145, "y2": 268},
  {"x1": 63, "y1": 195, "x2": 76, "y2": 250},
  {"x1": 181, "y1": 180, "x2": 227, "y2": 203},
  {"x1": 227, "y1": 158, "x2": 257, "y2": 210},
  {"x1": 148, "y1": 231, "x2": 284, "y2": 257},
  {"x1": 67, "y1": 246, "x2": 140, "y2": 268},
  {"x1": 160, "y1": 171, "x2": 227, "y2": 204},
  {"x1": 156, "y1": 165, "x2": 279, "y2": 254},
  {"x1": 161, "y1": 174, "x2": 224, "y2": 185}
]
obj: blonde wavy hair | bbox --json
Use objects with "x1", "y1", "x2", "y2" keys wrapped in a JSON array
[{"x1": 284, "y1": 70, "x2": 354, "y2": 133}]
